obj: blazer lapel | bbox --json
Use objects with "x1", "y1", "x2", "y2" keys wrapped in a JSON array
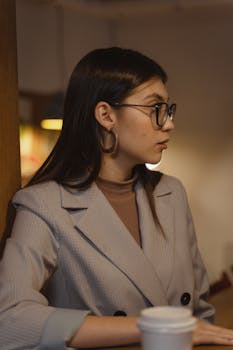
[
  {"x1": 137, "y1": 176, "x2": 175, "y2": 293},
  {"x1": 60, "y1": 183, "x2": 168, "y2": 306}
]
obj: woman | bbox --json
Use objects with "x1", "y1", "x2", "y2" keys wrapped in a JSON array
[{"x1": 0, "y1": 47, "x2": 233, "y2": 350}]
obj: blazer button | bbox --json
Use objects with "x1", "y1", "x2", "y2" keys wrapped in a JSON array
[
  {"x1": 113, "y1": 310, "x2": 127, "y2": 316},
  {"x1": 180, "y1": 292, "x2": 191, "y2": 305}
]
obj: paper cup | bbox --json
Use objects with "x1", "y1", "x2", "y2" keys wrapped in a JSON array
[{"x1": 137, "y1": 306, "x2": 196, "y2": 350}]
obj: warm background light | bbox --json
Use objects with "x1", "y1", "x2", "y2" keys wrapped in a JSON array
[
  {"x1": 145, "y1": 162, "x2": 161, "y2": 171},
  {"x1": 40, "y1": 118, "x2": 63, "y2": 131}
]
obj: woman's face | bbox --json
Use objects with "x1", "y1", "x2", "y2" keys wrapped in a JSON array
[{"x1": 113, "y1": 78, "x2": 175, "y2": 169}]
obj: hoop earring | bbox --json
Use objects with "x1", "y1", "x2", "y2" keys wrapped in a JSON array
[{"x1": 100, "y1": 129, "x2": 118, "y2": 155}]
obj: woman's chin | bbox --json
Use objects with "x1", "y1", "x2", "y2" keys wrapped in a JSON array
[{"x1": 145, "y1": 154, "x2": 162, "y2": 165}]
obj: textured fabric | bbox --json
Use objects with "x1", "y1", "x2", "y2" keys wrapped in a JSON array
[
  {"x1": 0, "y1": 173, "x2": 215, "y2": 349},
  {"x1": 40, "y1": 308, "x2": 89, "y2": 350},
  {"x1": 96, "y1": 176, "x2": 141, "y2": 245}
]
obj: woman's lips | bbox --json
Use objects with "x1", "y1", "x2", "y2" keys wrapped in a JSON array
[
  {"x1": 156, "y1": 139, "x2": 169, "y2": 150},
  {"x1": 158, "y1": 143, "x2": 167, "y2": 150}
]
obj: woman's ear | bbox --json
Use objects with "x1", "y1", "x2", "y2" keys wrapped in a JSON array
[{"x1": 94, "y1": 101, "x2": 116, "y2": 131}]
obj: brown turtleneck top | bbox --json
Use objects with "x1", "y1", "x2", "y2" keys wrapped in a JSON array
[{"x1": 96, "y1": 176, "x2": 141, "y2": 246}]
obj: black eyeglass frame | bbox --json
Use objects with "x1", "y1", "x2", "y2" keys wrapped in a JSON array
[{"x1": 110, "y1": 102, "x2": 176, "y2": 128}]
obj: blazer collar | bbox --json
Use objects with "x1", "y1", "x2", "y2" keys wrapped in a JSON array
[
  {"x1": 59, "y1": 176, "x2": 174, "y2": 306},
  {"x1": 59, "y1": 182, "x2": 94, "y2": 209},
  {"x1": 60, "y1": 175, "x2": 172, "y2": 209}
]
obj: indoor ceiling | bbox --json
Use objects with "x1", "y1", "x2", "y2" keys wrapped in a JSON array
[{"x1": 34, "y1": 0, "x2": 233, "y2": 18}]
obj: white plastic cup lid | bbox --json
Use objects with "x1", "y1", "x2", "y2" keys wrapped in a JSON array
[{"x1": 138, "y1": 306, "x2": 196, "y2": 333}]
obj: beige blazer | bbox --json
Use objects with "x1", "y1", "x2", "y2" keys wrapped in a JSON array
[{"x1": 0, "y1": 173, "x2": 215, "y2": 350}]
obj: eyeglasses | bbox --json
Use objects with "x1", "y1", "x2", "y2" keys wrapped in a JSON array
[{"x1": 111, "y1": 102, "x2": 176, "y2": 129}]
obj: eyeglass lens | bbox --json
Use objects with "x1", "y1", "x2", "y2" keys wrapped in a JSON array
[{"x1": 155, "y1": 103, "x2": 176, "y2": 127}]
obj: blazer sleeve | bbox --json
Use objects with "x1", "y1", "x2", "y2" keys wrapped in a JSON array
[
  {"x1": 0, "y1": 196, "x2": 89, "y2": 350},
  {"x1": 179, "y1": 180, "x2": 215, "y2": 323}
]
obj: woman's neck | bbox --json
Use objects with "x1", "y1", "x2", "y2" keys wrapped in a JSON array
[{"x1": 99, "y1": 156, "x2": 134, "y2": 182}]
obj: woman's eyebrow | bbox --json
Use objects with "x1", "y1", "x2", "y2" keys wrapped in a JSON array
[{"x1": 144, "y1": 93, "x2": 169, "y2": 103}]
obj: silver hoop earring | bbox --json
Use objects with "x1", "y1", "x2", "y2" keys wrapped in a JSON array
[{"x1": 100, "y1": 129, "x2": 118, "y2": 155}]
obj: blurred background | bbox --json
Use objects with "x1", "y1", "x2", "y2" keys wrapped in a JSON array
[{"x1": 16, "y1": 0, "x2": 233, "y2": 283}]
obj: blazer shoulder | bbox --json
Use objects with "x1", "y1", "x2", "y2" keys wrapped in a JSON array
[
  {"x1": 160, "y1": 173, "x2": 185, "y2": 190},
  {"x1": 12, "y1": 181, "x2": 61, "y2": 214},
  {"x1": 153, "y1": 172, "x2": 187, "y2": 198}
]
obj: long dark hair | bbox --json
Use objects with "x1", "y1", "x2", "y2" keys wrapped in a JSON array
[{"x1": 28, "y1": 47, "x2": 167, "y2": 189}]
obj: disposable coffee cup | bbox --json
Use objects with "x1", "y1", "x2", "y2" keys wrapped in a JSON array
[{"x1": 137, "y1": 306, "x2": 196, "y2": 350}]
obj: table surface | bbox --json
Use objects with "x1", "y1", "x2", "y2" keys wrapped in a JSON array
[{"x1": 98, "y1": 287, "x2": 233, "y2": 350}]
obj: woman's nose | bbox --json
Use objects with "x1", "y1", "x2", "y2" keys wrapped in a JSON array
[{"x1": 162, "y1": 116, "x2": 175, "y2": 131}]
